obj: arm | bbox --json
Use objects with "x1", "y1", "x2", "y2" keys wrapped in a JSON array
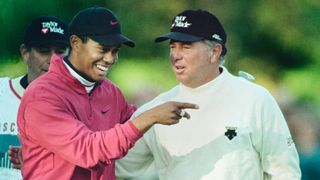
[
  {"x1": 252, "y1": 92, "x2": 301, "y2": 179},
  {"x1": 20, "y1": 98, "x2": 198, "y2": 169},
  {"x1": 21, "y1": 99, "x2": 141, "y2": 168}
]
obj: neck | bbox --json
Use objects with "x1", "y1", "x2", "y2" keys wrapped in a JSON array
[
  {"x1": 27, "y1": 74, "x2": 35, "y2": 85},
  {"x1": 66, "y1": 54, "x2": 95, "y2": 82},
  {"x1": 63, "y1": 58, "x2": 96, "y2": 93},
  {"x1": 20, "y1": 74, "x2": 29, "y2": 89},
  {"x1": 184, "y1": 66, "x2": 222, "y2": 88}
]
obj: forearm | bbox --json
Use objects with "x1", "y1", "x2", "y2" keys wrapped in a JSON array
[{"x1": 131, "y1": 115, "x2": 155, "y2": 134}]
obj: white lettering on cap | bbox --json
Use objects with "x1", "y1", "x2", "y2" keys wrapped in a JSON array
[
  {"x1": 172, "y1": 16, "x2": 192, "y2": 28},
  {"x1": 41, "y1": 21, "x2": 64, "y2": 34}
]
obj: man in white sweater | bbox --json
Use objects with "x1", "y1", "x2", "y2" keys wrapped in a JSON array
[{"x1": 116, "y1": 9, "x2": 301, "y2": 180}]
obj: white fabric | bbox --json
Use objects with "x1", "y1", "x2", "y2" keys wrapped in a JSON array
[
  {"x1": 116, "y1": 67, "x2": 301, "y2": 180},
  {"x1": 10, "y1": 76, "x2": 24, "y2": 98},
  {"x1": 0, "y1": 77, "x2": 23, "y2": 179},
  {"x1": 63, "y1": 60, "x2": 95, "y2": 93}
]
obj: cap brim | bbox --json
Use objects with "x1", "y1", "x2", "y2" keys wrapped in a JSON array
[
  {"x1": 90, "y1": 34, "x2": 135, "y2": 47},
  {"x1": 154, "y1": 32, "x2": 203, "y2": 43},
  {"x1": 30, "y1": 39, "x2": 70, "y2": 47}
]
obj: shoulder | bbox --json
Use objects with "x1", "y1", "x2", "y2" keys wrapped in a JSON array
[
  {"x1": 99, "y1": 78, "x2": 124, "y2": 95},
  {"x1": 0, "y1": 77, "x2": 11, "y2": 97},
  {"x1": 0, "y1": 77, "x2": 10, "y2": 85},
  {"x1": 224, "y1": 70, "x2": 276, "y2": 105},
  {"x1": 230, "y1": 71, "x2": 270, "y2": 94},
  {"x1": 99, "y1": 78, "x2": 117, "y2": 88},
  {"x1": 22, "y1": 74, "x2": 60, "y2": 102}
]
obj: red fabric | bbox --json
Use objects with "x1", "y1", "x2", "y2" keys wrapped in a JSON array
[{"x1": 17, "y1": 55, "x2": 141, "y2": 180}]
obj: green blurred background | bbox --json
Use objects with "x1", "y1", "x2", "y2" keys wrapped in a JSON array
[{"x1": 0, "y1": 0, "x2": 319, "y2": 106}]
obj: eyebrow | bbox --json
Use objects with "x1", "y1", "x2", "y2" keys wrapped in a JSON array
[
  {"x1": 33, "y1": 45, "x2": 68, "y2": 50},
  {"x1": 99, "y1": 45, "x2": 121, "y2": 52},
  {"x1": 169, "y1": 40, "x2": 193, "y2": 45}
]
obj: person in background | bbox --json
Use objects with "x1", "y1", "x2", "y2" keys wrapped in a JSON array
[
  {"x1": 116, "y1": 9, "x2": 301, "y2": 180},
  {"x1": 0, "y1": 15, "x2": 70, "y2": 179},
  {"x1": 17, "y1": 7, "x2": 198, "y2": 180},
  {"x1": 284, "y1": 104, "x2": 320, "y2": 180}
]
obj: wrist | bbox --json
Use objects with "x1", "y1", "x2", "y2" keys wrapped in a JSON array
[{"x1": 131, "y1": 115, "x2": 155, "y2": 134}]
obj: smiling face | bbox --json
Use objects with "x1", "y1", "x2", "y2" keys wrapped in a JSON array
[
  {"x1": 169, "y1": 40, "x2": 221, "y2": 88},
  {"x1": 20, "y1": 44, "x2": 68, "y2": 83},
  {"x1": 69, "y1": 36, "x2": 120, "y2": 82}
]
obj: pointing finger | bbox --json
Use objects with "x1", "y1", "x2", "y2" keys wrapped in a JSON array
[{"x1": 176, "y1": 102, "x2": 199, "y2": 110}]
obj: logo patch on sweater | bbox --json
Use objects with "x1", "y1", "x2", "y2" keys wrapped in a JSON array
[{"x1": 225, "y1": 126, "x2": 237, "y2": 140}]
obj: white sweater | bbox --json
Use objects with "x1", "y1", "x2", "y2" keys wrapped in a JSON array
[
  {"x1": 116, "y1": 67, "x2": 301, "y2": 180},
  {"x1": 0, "y1": 76, "x2": 23, "y2": 179}
]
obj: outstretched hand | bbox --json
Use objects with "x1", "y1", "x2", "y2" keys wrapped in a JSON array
[
  {"x1": 148, "y1": 101, "x2": 198, "y2": 124},
  {"x1": 132, "y1": 101, "x2": 199, "y2": 133}
]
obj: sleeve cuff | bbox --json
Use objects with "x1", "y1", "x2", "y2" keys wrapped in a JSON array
[{"x1": 126, "y1": 121, "x2": 143, "y2": 142}]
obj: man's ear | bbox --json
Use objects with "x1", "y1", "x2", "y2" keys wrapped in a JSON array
[
  {"x1": 70, "y1": 35, "x2": 81, "y2": 51},
  {"x1": 19, "y1": 44, "x2": 29, "y2": 64},
  {"x1": 210, "y1": 43, "x2": 222, "y2": 63}
]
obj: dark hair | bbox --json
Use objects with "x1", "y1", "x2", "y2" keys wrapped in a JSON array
[
  {"x1": 77, "y1": 35, "x2": 89, "y2": 43},
  {"x1": 67, "y1": 35, "x2": 89, "y2": 55},
  {"x1": 25, "y1": 44, "x2": 32, "y2": 51},
  {"x1": 24, "y1": 43, "x2": 69, "y2": 52}
]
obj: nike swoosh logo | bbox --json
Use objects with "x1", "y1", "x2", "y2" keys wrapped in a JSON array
[
  {"x1": 110, "y1": 20, "x2": 118, "y2": 26},
  {"x1": 101, "y1": 106, "x2": 111, "y2": 114}
]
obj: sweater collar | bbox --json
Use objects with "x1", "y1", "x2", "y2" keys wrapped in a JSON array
[
  {"x1": 49, "y1": 54, "x2": 91, "y2": 95},
  {"x1": 10, "y1": 75, "x2": 26, "y2": 98},
  {"x1": 63, "y1": 58, "x2": 95, "y2": 93}
]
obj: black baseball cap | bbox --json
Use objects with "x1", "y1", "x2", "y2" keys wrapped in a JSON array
[
  {"x1": 24, "y1": 16, "x2": 70, "y2": 48},
  {"x1": 69, "y1": 7, "x2": 135, "y2": 47},
  {"x1": 155, "y1": 9, "x2": 227, "y2": 55}
]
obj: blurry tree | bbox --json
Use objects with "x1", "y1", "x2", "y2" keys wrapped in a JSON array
[
  {"x1": 0, "y1": 0, "x2": 319, "y2": 103},
  {"x1": 1, "y1": 1, "x2": 319, "y2": 65}
]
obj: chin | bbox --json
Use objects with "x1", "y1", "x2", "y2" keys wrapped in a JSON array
[
  {"x1": 176, "y1": 75, "x2": 187, "y2": 82},
  {"x1": 95, "y1": 76, "x2": 105, "y2": 81}
]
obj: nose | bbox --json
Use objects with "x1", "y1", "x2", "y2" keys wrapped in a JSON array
[
  {"x1": 103, "y1": 51, "x2": 117, "y2": 65},
  {"x1": 170, "y1": 48, "x2": 182, "y2": 63},
  {"x1": 46, "y1": 50, "x2": 57, "y2": 64}
]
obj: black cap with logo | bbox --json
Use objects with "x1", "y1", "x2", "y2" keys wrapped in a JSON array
[
  {"x1": 69, "y1": 7, "x2": 135, "y2": 47},
  {"x1": 24, "y1": 16, "x2": 70, "y2": 48},
  {"x1": 155, "y1": 9, "x2": 227, "y2": 55}
]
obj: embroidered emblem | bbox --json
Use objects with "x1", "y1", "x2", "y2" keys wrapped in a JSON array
[
  {"x1": 41, "y1": 21, "x2": 64, "y2": 34},
  {"x1": 225, "y1": 126, "x2": 237, "y2": 140},
  {"x1": 171, "y1": 16, "x2": 192, "y2": 28},
  {"x1": 41, "y1": 27, "x2": 49, "y2": 34},
  {"x1": 212, "y1": 34, "x2": 222, "y2": 41},
  {"x1": 110, "y1": 20, "x2": 118, "y2": 26}
]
